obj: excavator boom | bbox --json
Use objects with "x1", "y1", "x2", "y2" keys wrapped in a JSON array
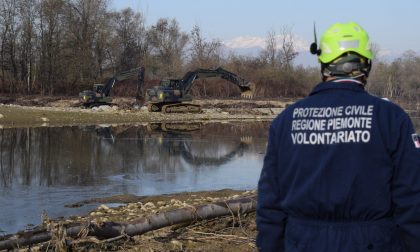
[
  {"x1": 79, "y1": 67, "x2": 144, "y2": 107},
  {"x1": 145, "y1": 67, "x2": 254, "y2": 113},
  {"x1": 177, "y1": 67, "x2": 253, "y2": 94}
]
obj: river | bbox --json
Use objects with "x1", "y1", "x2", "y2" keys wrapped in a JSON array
[
  {"x1": 0, "y1": 114, "x2": 419, "y2": 235},
  {"x1": 0, "y1": 122, "x2": 269, "y2": 235}
]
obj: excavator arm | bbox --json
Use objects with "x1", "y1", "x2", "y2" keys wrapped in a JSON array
[
  {"x1": 145, "y1": 67, "x2": 254, "y2": 113},
  {"x1": 79, "y1": 67, "x2": 145, "y2": 107},
  {"x1": 101, "y1": 67, "x2": 145, "y2": 97},
  {"x1": 179, "y1": 67, "x2": 254, "y2": 97}
]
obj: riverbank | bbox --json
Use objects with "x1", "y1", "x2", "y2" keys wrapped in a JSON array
[
  {"x1": 1, "y1": 189, "x2": 258, "y2": 251},
  {"x1": 0, "y1": 96, "x2": 290, "y2": 128}
]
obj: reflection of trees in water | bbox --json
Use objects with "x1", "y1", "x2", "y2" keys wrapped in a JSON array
[
  {"x1": 0, "y1": 128, "x2": 41, "y2": 187},
  {"x1": 0, "y1": 122, "x2": 268, "y2": 188},
  {"x1": 0, "y1": 127, "x2": 111, "y2": 188},
  {"x1": 0, "y1": 129, "x2": 13, "y2": 187}
]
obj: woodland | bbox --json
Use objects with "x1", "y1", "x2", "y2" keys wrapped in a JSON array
[{"x1": 0, "y1": 0, "x2": 418, "y2": 105}]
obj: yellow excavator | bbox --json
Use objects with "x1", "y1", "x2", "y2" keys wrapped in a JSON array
[{"x1": 145, "y1": 67, "x2": 254, "y2": 113}]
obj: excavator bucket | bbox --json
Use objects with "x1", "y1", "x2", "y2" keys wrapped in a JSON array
[{"x1": 241, "y1": 82, "x2": 256, "y2": 99}]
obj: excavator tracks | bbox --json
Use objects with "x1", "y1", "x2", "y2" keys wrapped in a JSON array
[
  {"x1": 147, "y1": 102, "x2": 202, "y2": 113},
  {"x1": 161, "y1": 103, "x2": 202, "y2": 113}
]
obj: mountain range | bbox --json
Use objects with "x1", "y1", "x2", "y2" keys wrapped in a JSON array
[
  {"x1": 221, "y1": 35, "x2": 402, "y2": 66},
  {"x1": 221, "y1": 35, "x2": 317, "y2": 66}
]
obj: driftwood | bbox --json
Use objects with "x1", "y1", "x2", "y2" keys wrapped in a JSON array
[{"x1": 0, "y1": 195, "x2": 256, "y2": 250}]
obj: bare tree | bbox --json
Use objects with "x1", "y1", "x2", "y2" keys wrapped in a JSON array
[
  {"x1": 92, "y1": 10, "x2": 112, "y2": 78},
  {"x1": 111, "y1": 8, "x2": 147, "y2": 71},
  {"x1": 148, "y1": 18, "x2": 189, "y2": 77},
  {"x1": 64, "y1": 0, "x2": 108, "y2": 83},
  {"x1": 18, "y1": 0, "x2": 38, "y2": 94},
  {"x1": 369, "y1": 42, "x2": 381, "y2": 60},
  {"x1": 261, "y1": 29, "x2": 277, "y2": 67},
  {"x1": 0, "y1": 0, "x2": 19, "y2": 93},
  {"x1": 189, "y1": 25, "x2": 221, "y2": 68},
  {"x1": 277, "y1": 25, "x2": 299, "y2": 70},
  {"x1": 38, "y1": 0, "x2": 65, "y2": 95}
]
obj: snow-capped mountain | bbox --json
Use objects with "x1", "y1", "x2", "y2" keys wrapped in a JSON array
[
  {"x1": 221, "y1": 35, "x2": 398, "y2": 66},
  {"x1": 221, "y1": 35, "x2": 317, "y2": 66},
  {"x1": 223, "y1": 35, "x2": 309, "y2": 52}
]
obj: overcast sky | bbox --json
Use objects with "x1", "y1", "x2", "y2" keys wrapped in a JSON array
[{"x1": 110, "y1": 0, "x2": 420, "y2": 59}]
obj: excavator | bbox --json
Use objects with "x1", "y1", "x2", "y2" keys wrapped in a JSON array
[
  {"x1": 145, "y1": 67, "x2": 254, "y2": 113},
  {"x1": 79, "y1": 67, "x2": 145, "y2": 107}
]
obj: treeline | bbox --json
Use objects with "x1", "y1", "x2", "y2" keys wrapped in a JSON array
[
  {"x1": 0, "y1": 0, "x2": 418, "y2": 103},
  {"x1": 368, "y1": 51, "x2": 420, "y2": 105}
]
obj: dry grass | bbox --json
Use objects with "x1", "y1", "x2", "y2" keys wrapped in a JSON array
[{"x1": 18, "y1": 190, "x2": 258, "y2": 252}]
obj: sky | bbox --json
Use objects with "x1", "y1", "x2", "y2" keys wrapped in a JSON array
[{"x1": 110, "y1": 0, "x2": 420, "y2": 64}]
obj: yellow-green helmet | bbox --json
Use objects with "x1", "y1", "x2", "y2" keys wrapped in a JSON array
[{"x1": 318, "y1": 22, "x2": 373, "y2": 63}]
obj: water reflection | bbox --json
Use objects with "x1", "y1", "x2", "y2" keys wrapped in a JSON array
[
  {"x1": 0, "y1": 122, "x2": 269, "y2": 234},
  {"x1": 0, "y1": 115, "x2": 418, "y2": 235}
]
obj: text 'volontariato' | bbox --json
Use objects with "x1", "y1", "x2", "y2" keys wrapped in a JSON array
[{"x1": 291, "y1": 105, "x2": 374, "y2": 145}]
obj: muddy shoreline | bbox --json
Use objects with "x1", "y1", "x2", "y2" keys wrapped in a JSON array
[{"x1": 0, "y1": 96, "x2": 291, "y2": 128}]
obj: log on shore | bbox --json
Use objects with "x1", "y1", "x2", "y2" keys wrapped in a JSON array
[{"x1": 0, "y1": 195, "x2": 257, "y2": 250}]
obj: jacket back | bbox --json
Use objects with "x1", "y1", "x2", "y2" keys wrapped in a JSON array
[{"x1": 257, "y1": 80, "x2": 420, "y2": 251}]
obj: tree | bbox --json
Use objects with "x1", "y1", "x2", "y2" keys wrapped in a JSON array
[
  {"x1": 261, "y1": 29, "x2": 277, "y2": 67},
  {"x1": 147, "y1": 18, "x2": 189, "y2": 77},
  {"x1": 111, "y1": 8, "x2": 148, "y2": 71},
  {"x1": 38, "y1": 0, "x2": 65, "y2": 95},
  {"x1": 276, "y1": 25, "x2": 299, "y2": 70},
  {"x1": 18, "y1": 0, "x2": 38, "y2": 94},
  {"x1": 189, "y1": 25, "x2": 221, "y2": 68},
  {"x1": 0, "y1": 195, "x2": 256, "y2": 250},
  {"x1": 64, "y1": 0, "x2": 108, "y2": 85},
  {"x1": 0, "y1": 0, "x2": 19, "y2": 94},
  {"x1": 369, "y1": 42, "x2": 381, "y2": 60}
]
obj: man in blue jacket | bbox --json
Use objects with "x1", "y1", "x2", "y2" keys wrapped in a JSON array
[{"x1": 256, "y1": 22, "x2": 420, "y2": 251}]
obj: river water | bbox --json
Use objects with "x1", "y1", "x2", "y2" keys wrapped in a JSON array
[
  {"x1": 0, "y1": 115, "x2": 419, "y2": 235},
  {"x1": 0, "y1": 122, "x2": 270, "y2": 235}
]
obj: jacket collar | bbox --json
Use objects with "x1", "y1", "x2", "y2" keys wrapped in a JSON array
[{"x1": 310, "y1": 78, "x2": 366, "y2": 96}]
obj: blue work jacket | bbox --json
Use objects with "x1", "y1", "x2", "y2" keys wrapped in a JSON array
[{"x1": 256, "y1": 79, "x2": 420, "y2": 252}]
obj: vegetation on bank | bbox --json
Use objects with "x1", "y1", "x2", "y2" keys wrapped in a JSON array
[
  {"x1": 0, "y1": 0, "x2": 418, "y2": 105},
  {"x1": 0, "y1": 190, "x2": 258, "y2": 251}
]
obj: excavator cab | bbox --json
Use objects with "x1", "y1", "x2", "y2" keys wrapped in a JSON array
[
  {"x1": 93, "y1": 84, "x2": 105, "y2": 94},
  {"x1": 160, "y1": 79, "x2": 171, "y2": 87}
]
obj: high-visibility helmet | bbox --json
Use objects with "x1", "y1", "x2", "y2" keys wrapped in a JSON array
[{"x1": 318, "y1": 22, "x2": 373, "y2": 63}]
